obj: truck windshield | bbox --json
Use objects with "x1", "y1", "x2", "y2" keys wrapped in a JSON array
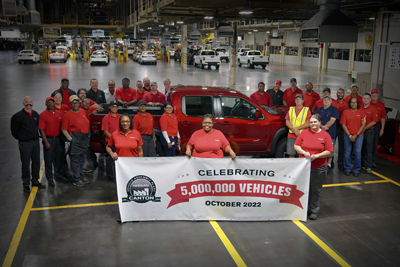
[
  {"x1": 248, "y1": 52, "x2": 261, "y2": 55},
  {"x1": 201, "y1": 51, "x2": 216, "y2": 55}
]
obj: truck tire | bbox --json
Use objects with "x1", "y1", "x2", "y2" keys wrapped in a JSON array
[
  {"x1": 238, "y1": 59, "x2": 241, "y2": 67},
  {"x1": 262, "y1": 65, "x2": 266, "y2": 69},
  {"x1": 208, "y1": 65, "x2": 211, "y2": 69},
  {"x1": 226, "y1": 58, "x2": 229, "y2": 63},
  {"x1": 274, "y1": 138, "x2": 287, "y2": 158},
  {"x1": 193, "y1": 60, "x2": 197, "y2": 67},
  {"x1": 200, "y1": 61, "x2": 203, "y2": 69},
  {"x1": 216, "y1": 65, "x2": 220, "y2": 70}
]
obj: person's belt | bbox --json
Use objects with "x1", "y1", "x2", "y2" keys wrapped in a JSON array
[{"x1": 46, "y1": 136, "x2": 60, "y2": 139}]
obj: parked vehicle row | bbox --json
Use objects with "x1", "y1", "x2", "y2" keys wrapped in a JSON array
[
  {"x1": 18, "y1": 50, "x2": 41, "y2": 64},
  {"x1": 132, "y1": 50, "x2": 157, "y2": 65}
]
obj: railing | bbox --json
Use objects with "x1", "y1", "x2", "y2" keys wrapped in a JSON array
[{"x1": 41, "y1": 15, "x2": 125, "y2": 26}]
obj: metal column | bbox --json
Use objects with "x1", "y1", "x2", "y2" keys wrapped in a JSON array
[
  {"x1": 181, "y1": 25, "x2": 188, "y2": 70},
  {"x1": 229, "y1": 22, "x2": 238, "y2": 87},
  {"x1": 348, "y1": 42, "x2": 356, "y2": 73}
]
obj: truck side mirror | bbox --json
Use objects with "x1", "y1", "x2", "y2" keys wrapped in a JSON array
[{"x1": 255, "y1": 110, "x2": 262, "y2": 118}]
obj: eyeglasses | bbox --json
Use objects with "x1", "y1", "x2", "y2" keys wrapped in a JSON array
[
  {"x1": 121, "y1": 121, "x2": 130, "y2": 124},
  {"x1": 310, "y1": 121, "x2": 319, "y2": 124},
  {"x1": 202, "y1": 122, "x2": 213, "y2": 125},
  {"x1": 71, "y1": 102, "x2": 80, "y2": 105},
  {"x1": 350, "y1": 102, "x2": 358, "y2": 104},
  {"x1": 165, "y1": 107, "x2": 173, "y2": 110}
]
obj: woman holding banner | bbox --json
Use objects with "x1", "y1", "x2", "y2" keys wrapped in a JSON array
[
  {"x1": 160, "y1": 102, "x2": 180, "y2": 156},
  {"x1": 294, "y1": 114, "x2": 333, "y2": 220},
  {"x1": 186, "y1": 114, "x2": 236, "y2": 159}
]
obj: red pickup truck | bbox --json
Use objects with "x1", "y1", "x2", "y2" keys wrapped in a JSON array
[{"x1": 90, "y1": 86, "x2": 288, "y2": 157}]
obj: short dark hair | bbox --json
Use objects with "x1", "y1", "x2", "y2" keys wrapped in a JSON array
[
  {"x1": 258, "y1": 82, "x2": 265, "y2": 87},
  {"x1": 363, "y1": 93, "x2": 371, "y2": 98},
  {"x1": 203, "y1": 113, "x2": 213, "y2": 122},
  {"x1": 77, "y1": 88, "x2": 87, "y2": 95},
  {"x1": 90, "y1": 78, "x2": 98, "y2": 84},
  {"x1": 348, "y1": 97, "x2": 360, "y2": 109},
  {"x1": 122, "y1": 78, "x2": 130, "y2": 83},
  {"x1": 119, "y1": 114, "x2": 133, "y2": 131},
  {"x1": 310, "y1": 114, "x2": 321, "y2": 122},
  {"x1": 337, "y1": 88, "x2": 345, "y2": 93},
  {"x1": 164, "y1": 102, "x2": 173, "y2": 108}
]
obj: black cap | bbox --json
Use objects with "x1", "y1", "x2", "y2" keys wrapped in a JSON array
[
  {"x1": 323, "y1": 87, "x2": 331, "y2": 93},
  {"x1": 290, "y1": 78, "x2": 297, "y2": 83},
  {"x1": 61, "y1": 77, "x2": 69, "y2": 82},
  {"x1": 138, "y1": 99, "x2": 147, "y2": 106},
  {"x1": 109, "y1": 100, "x2": 118, "y2": 106}
]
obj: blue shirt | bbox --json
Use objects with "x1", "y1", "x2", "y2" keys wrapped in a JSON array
[{"x1": 316, "y1": 105, "x2": 339, "y2": 139}]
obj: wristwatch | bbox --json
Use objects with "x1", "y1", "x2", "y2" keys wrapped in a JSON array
[{"x1": 348, "y1": 134, "x2": 352, "y2": 138}]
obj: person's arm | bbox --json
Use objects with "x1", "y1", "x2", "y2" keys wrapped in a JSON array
[
  {"x1": 380, "y1": 118, "x2": 385, "y2": 137},
  {"x1": 137, "y1": 146, "x2": 143, "y2": 157},
  {"x1": 10, "y1": 115, "x2": 20, "y2": 140},
  {"x1": 186, "y1": 144, "x2": 193, "y2": 157},
  {"x1": 321, "y1": 117, "x2": 336, "y2": 131},
  {"x1": 364, "y1": 120, "x2": 376, "y2": 131},
  {"x1": 310, "y1": 150, "x2": 332, "y2": 161},
  {"x1": 40, "y1": 129, "x2": 51, "y2": 150},
  {"x1": 268, "y1": 95, "x2": 272, "y2": 106},
  {"x1": 127, "y1": 98, "x2": 138, "y2": 106},
  {"x1": 162, "y1": 131, "x2": 171, "y2": 148},
  {"x1": 177, "y1": 131, "x2": 181, "y2": 145},
  {"x1": 224, "y1": 145, "x2": 236, "y2": 160},
  {"x1": 285, "y1": 119, "x2": 294, "y2": 132},
  {"x1": 294, "y1": 145, "x2": 311, "y2": 159},
  {"x1": 283, "y1": 101, "x2": 288, "y2": 106},
  {"x1": 62, "y1": 130, "x2": 72, "y2": 141},
  {"x1": 116, "y1": 98, "x2": 127, "y2": 107},
  {"x1": 103, "y1": 130, "x2": 111, "y2": 139},
  {"x1": 106, "y1": 144, "x2": 118, "y2": 160},
  {"x1": 350, "y1": 119, "x2": 366, "y2": 142}
]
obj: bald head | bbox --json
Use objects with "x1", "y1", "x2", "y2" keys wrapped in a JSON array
[
  {"x1": 23, "y1": 96, "x2": 33, "y2": 111},
  {"x1": 163, "y1": 77, "x2": 171, "y2": 88},
  {"x1": 143, "y1": 77, "x2": 150, "y2": 87}
]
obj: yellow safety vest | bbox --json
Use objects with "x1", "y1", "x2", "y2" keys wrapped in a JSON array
[{"x1": 288, "y1": 106, "x2": 309, "y2": 134}]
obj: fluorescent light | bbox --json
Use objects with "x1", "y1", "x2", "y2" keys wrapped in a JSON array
[
  {"x1": 177, "y1": 21, "x2": 184, "y2": 24},
  {"x1": 369, "y1": 17, "x2": 375, "y2": 20},
  {"x1": 253, "y1": 29, "x2": 258, "y2": 32},
  {"x1": 204, "y1": 16, "x2": 213, "y2": 19},
  {"x1": 159, "y1": 25, "x2": 164, "y2": 27},
  {"x1": 148, "y1": 27, "x2": 152, "y2": 29},
  {"x1": 239, "y1": 10, "x2": 253, "y2": 15},
  {"x1": 266, "y1": 31, "x2": 271, "y2": 33},
  {"x1": 248, "y1": 32, "x2": 252, "y2": 34}
]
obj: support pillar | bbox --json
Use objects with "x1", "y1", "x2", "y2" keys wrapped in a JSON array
[
  {"x1": 322, "y1": 42, "x2": 328, "y2": 70},
  {"x1": 348, "y1": 42, "x2": 356, "y2": 74},
  {"x1": 297, "y1": 40, "x2": 303, "y2": 66},
  {"x1": 181, "y1": 25, "x2": 188, "y2": 70},
  {"x1": 280, "y1": 32, "x2": 286, "y2": 65},
  {"x1": 229, "y1": 22, "x2": 238, "y2": 87},
  {"x1": 318, "y1": 43, "x2": 323, "y2": 69},
  {"x1": 265, "y1": 33, "x2": 270, "y2": 56},
  {"x1": 27, "y1": 32, "x2": 33, "y2": 49}
]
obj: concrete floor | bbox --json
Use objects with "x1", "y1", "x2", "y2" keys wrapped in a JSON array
[{"x1": 1, "y1": 51, "x2": 400, "y2": 267}]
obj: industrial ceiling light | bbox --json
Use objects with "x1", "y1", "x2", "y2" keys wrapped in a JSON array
[
  {"x1": 253, "y1": 29, "x2": 258, "y2": 32},
  {"x1": 177, "y1": 21, "x2": 184, "y2": 24},
  {"x1": 239, "y1": 0, "x2": 253, "y2": 15},
  {"x1": 148, "y1": 27, "x2": 152, "y2": 29},
  {"x1": 248, "y1": 32, "x2": 252, "y2": 34},
  {"x1": 266, "y1": 31, "x2": 271, "y2": 33},
  {"x1": 369, "y1": 17, "x2": 375, "y2": 20},
  {"x1": 159, "y1": 25, "x2": 164, "y2": 27},
  {"x1": 204, "y1": 16, "x2": 213, "y2": 20}
]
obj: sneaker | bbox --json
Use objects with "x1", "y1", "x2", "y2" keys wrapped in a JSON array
[
  {"x1": 308, "y1": 213, "x2": 318, "y2": 220},
  {"x1": 48, "y1": 180, "x2": 55, "y2": 187},
  {"x1": 73, "y1": 180, "x2": 85, "y2": 187},
  {"x1": 32, "y1": 182, "x2": 46, "y2": 189},
  {"x1": 338, "y1": 165, "x2": 345, "y2": 171},
  {"x1": 23, "y1": 186, "x2": 31, "y2": 193},
  {"x1": 56, "y1": 176, "x2": 69, "y2": 183},
  {"x1": 83, "y1": 168, "x2": 92, "y2": 173},
  {"x1": 81, "y1": 177, "x2": 90, "y2": 185},
  {"x1": 344, "y1": 171, "x2": 351, "y2": 176},
  {"x1": 366, "y1": 168, "x2": 372, "y2": 174}
]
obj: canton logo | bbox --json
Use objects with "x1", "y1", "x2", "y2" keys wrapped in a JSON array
[{"x1": 122, "y1": 175, "x2": 161, "y2": 203}]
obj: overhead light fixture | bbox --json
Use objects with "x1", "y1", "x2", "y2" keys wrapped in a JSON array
[
  {"x1": 159, "y1": 25, "x2": 164, "y2": 27},
  {"x1": 148, "y1": 27, "x2": 152, "y2": 29},
  {"x1": 177, "y1": 21, "x2": 184, "y2": 24},
  {"x1": 248, "y1": 32, "x2": 252, "y2": 34},
  {"x1": 266, "y1": 31, "x2": 271, "y2": 33},
  {"x1": 253, "y1": 29, "x2": 258, "y2": 32},
  {"x1": 239, "y1": 10, "x2": 253, "y2": 15},
  {"x1": 204, "y1": 16, "x2": 213, "y2": 20},
  {"x1": 369, "y1": 17, "x2": 375, "y2": 20}
]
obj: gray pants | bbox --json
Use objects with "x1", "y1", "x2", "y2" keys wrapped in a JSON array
[
  {"x1": 43, "y1": 137, "x2": 63, "y2": 181},
  {"x1": 141, "y1": 134, "x2": 156, "y2": 157},
  {"x1": 70, "y1": 153, "x2": 84, "y2": 182},
  {"x1": 362, "y1": 129, "x2": 374, "y2": 169},
  {"x1": 18, "y1": 139, "x2": 40, "y2": 187},
  {"x1": 308, "y1": 164, "x2": 327, "y2": 214},
  {"x1": 372, "y1": 123, "x2": 381, "y2": 164}
]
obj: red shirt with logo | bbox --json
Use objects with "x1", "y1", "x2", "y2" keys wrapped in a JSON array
[
  {"x1": 335, "y1": 99, "x2": 348, "y2": 119},
  {"x1": 39, "y1": 109, "x2": 63, "y2": 137},
  {"x1": 188, "y1": 129, "x2": 230, "y2": 158},
  {"x1": 340, "y1": 109, "x2": 365, "y2": 136},
  {"x1": 144, "y1": 91, "x2": 166, "y2": 104},
  {"x1": 371, "y1": 100, "x2": 386, "y2": 121},
  {"x1": 116, "y1": 87, "x2": 137, "y2": 102},
  {"x1": 344, "y1": 94, "x2": 363, "y2": 105},
  {"x1": 133, "y1": 112, "x2": 154, "y2": 135},
  {"x1": 361, "y1": 104, "x2": 379, "y2": 130},
  {"x1": 101, "y1": 113, "x2": 121, "y2": 141},
  {"x1": 283, "y1": 87, "x2": 303, "y2": 107},
  {"x1": 160, "y1": 112, "x2": 178, "y2": 136},
  {"x1": 84, "y1": 106, "x2": 97, "y2": 122},
  {"x1": 108, "y1": 129, "x2": 143, "y2": 157},
  {"x1": 136, "y1": 90, "x2": 148, "y2": 101},
  {"x1": 295, "y1": 128, "x2": 334, "y2": 169},
  {"x1": 302, "y1": 91, "x2": 320, "y2": 108},
  {"x1": 250, "y1": 91, "x2": 272, "y2": 106},
  {"x1": 61, "y1": 88, "x2": 71, "y2": 109},
  {"x1": 61, "y1": 109, "x2": 90, "y2": 136},
  {"x1": 55, "y1": 104, "x2": 70, "y2": 117}
]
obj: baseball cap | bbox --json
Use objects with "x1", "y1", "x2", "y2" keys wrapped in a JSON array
[
  {"x1": 69, "y1": 95, "x2": 79, "y2": 102},
  {"x1": 351, "y1": 83, "x2": 359, "y2": 88},
  {"x1": 46, "y1": 97, "x2": 55, "y2": 102},
  {"x1": 290, "y1": 78, "x2": 297, "y2": 83},
  {"x1": 323, "y1": 95, "x2": 332, "y2": 99},
  {"x1": 323, "y1": 87, "x2": 331, "y2": 93},
  {"x1": 275, "y1": 80, "x2": 282, "y2": 85},
  {"x1": 61, "y1": 77, "x2": 69, "y2": 82},
  {"x1": 371, "y1": 88, "x2": 378, "y2": 94},
  {"x1": 295, "y1": 94, "x2": 303, "y2": 100},
  {"x1": 109, "y1": 100, "x2": 118, "y2": 106},
  {"x1": 151, "y1": 81, "x2": 157, "y2": 85},
  {"x1": 138, "y1": 99, "x2": 147, "y2": 106}
]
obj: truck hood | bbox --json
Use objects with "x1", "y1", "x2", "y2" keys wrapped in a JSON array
[{"x1": 263, "y1": 105, "x2": 288, "y2": 118}]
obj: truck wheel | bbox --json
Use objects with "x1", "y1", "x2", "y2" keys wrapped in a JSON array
[
  {"x1": 238, "y1": 59, "x2": 241, "y2": 67},
  {"x1": 208, "y1": 65, "x2": 211, "y2": 69},
  {"x1": 274, "y1": 138, "x2": 287, "y2": 158},
  {"x1": 18, "y1": 61, "x2": 21, "y2": 64},
  {"x1": 200, "y1": 61, "x2": 203, "y2": 69},
  {"x1": 226, "y1": 59, "x2": 229, "y2": 63},
  {"x1": 216, "y1": 65, "x2": 220, "y2": 70},
  {"x1": 262, "y1": 65, "x2": 266, "y2": 69},
  {"x1": 386, "y1": 145, "x2": 394, "y2": 154},
  {"x1": 194, "y1": 61, "x2": 197, "y2": 67}
]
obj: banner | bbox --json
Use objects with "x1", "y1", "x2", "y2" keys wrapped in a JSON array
[
  {"x1": 116, "y1": 157, "x2": 311, "y2": 222},
  {"x1": 43, "y1": 27, "x2": 61, "y2": 38}
]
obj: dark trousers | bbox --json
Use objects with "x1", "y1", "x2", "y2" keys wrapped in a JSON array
[
  {"x1": 43, "y1": 137, "x2": 64, "y2": 181},
  {"x1": 362, "y1": 129, "x2": 375, "y2": 169},
  {"x1": 141, "y1": 135, "x2": 157, "y2": 157},
  {"x1": 336, "y1": 126, "x2": 344, "y2": 168},
  {"x1": 18, "y1": 139, "x2": 40, "y2": 187},
  {"x1": 84, "y1": 150, "x2": 98, "y2": 168},
  {"x1": 106, "y1": 155, "x2": 115, "y2": 181},
  {"x1": 70, "y1": 153, "x2": 84, "y2": 182},
  {"x1": 372, "y1": 123, "x2": 381, "y2": 164},
  {"x1": 160, "y1": 135, "x2": 177, "y2": 157},
  {"x1": 308, "y1": 164, "x2": 327, "y2": 214}
]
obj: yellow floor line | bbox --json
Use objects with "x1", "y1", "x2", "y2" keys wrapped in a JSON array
[
  {"x1": 292, "y1": 220, "x2": 351, "y2": 267},
  {"x1": 2, "y1": 161, "x2": 45, "y2": 267},
  {"x1": 209, "y1": 221, "x2": 247, "y2": 267},
  {"x1": 371, "y1": 170, "x2": 400, "y2": 187},
  {"x1": 31, "y1": 201, "x2": 118, "y2": 211},
  {"x1": 323, "y1": 182, "x2": 362, "y2": 187}
]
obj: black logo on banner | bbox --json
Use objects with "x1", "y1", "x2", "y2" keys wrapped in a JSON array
[{"x1": 122, "y1": 175, "x2": 161, "y2": 203}]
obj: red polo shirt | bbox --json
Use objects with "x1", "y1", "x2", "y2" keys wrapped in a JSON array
[
  {"x1": 312, "y1": 98, "x2": 338, "y2": 112},
  {"x1": 133, "y1": 112, "x2": 154, "y2": 135},
  {"x1": 61, "y1": 109, "x2": 90, "y2": 136},
  {"x1": 283, "y1": 87, "x2": 303, "y2": 107},
  {"x1": 108, "y1": 129, "x2": 143, "y2": 157},
  {"x1": 83, "y1": 106, "x2": 97, "y2": 122},
  {"x1": 361, "y1": 104, "x2": 379, "y2": 130},
  {"x1": 60, "y1": 88, "x2": 72, "y2": 109},
  {"x1": 144, "y1": 91, "x2": 166, "y2": 104},
  {"x1": 302, "y1": 91, "x2": 320, "y2": 108},
  {"x1": 340, "y1": 109, "x2": 365, "y2": 136},
  {"x1": 250, "y1": 91, "x2": 272, "y2": 106},
  {"x1": 344, "y1": 94, "x2": 363, "y2": 105},
  {"x1": 116, "y1": 87, "x2": 137, "y2": 102},
  {"x1": 188, "y1": 129, "x2": 230, "y2": 158},
  {"x1": 102, "y1": 113, "x2": 121, "y2": 142},
  {"x1": 55, "y1": 104, "x2": 70, "y2": 117},
  {"x1": 143, "y1": 86, "x2": 151, "y2": 92},
  {"x1": 371, "y1": 100, "x2": 386, "y2": 121},
  {"x1": 79, "y1": 99, "x2": 96, "y2": 108},
  {"x1": 136, "y1": 90, "x2": 148, "y2": 101},
  {"x1": 39, "y1": 109, "x2": 63, "y2": 137},
  {"x1": 335, "y1": 99, "x2": 348, "y2": 119},
  {"x1": 160, "y1": 112, "x2": 178, "y2": 136}
]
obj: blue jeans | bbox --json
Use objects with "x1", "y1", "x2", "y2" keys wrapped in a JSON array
[
  {"x1": 160, "y1": 135, "x2": 177, "y2": 157},
  {"x1": 343, "y1": 134, "x2": 364, "y2": 173}
]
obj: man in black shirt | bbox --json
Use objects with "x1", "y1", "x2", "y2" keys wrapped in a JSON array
[
  {"x1": 266, "y1": 80, "x2": 284, "y2": 105},
  {"x1": 87, "y1": 78, "x2": 106, "y2": 104},
  {"x1": 11, "y1": 96, "x2": 46, "y2": 193}
]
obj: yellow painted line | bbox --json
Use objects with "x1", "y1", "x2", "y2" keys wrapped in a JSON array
[
  {"x1": 209, "y1": 220, "x2": 247, "y2": 267},
  {"x1": 323, "y1": 182, "x2": 362, "y2": 187},
  {"x1": 371, "y1": 170, "x2": 400, "y2": 187},
  {"x1": 364, "y1": 180, "x2": 391, "y2": 184},
  {"x1": 293, "y1": 220, "x2": 351, "y2": 267},
  {"x1": 2, "y1": 161, "x2": 45, "y2": 267},
  {"x1": 31, "y1": 201, "x2": 118, "y2": 211}
]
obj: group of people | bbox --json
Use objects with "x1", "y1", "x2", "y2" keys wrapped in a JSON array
[
  {"x1": 11, "y1": 76, "x2": 178, "y2": 192},
  {"x1": 250, "y1": 78, "x2": 386, "y2": 220}
]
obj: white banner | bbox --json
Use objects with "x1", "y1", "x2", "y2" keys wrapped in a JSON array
[{"x1": 116, "y1": 157, "x2": 311, "y2": 222}]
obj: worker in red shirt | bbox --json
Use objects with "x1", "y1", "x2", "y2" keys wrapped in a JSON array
[
  {"x1": 250, "y1": 82, "x2": 272, "y2": 106},
  {"x1": 133, "y1": 99, "x2": 157, "y2": 157},
  {"x1": 116, "y1": 78, "x2": 137, "y2": 107},
  {"x1": 361, "y1": 93, "x2": 379, "y2": 173},
  {"x1": 160, "y1": 102, "x2": 180, "y2": 156},
  {"x1": 312, "y1": 88, "x2": 338, "y2": 112},
  {"x1": 370, "y1": 88, "x2": 386, "y2": 167},
  {"x1": 335, "y1": 88, "x2": 348, "y2": 170},
  {"x1": 144, "y1": 82, "x2": 166, "y2": 106},
  {"x1": 51, "y1": 77, "x2": 77, "y2": 109},
  {"x1": 101, "y1": 101, "x2": 121, "y2": 181},
  {"x1": 163, "y1": 77, "x2": 173, "y2": 103},
  {"x1": 53, "y1": 92, "x2": 70, "y2": 116},
  {"x1": 77, "y1": 88, "x2": 98, "y2": 108},
  {"x1": 283, "y1": 78, "x2": 303, "y2": 107},
  {"x1": 143, "y1": 77, "x2": 151, "y2": 92},
  {"x1": 302, "y1": 82, "x2": 320, "y2": 108},
  {"x1": 136, "y1": 80, "x2": 148, "y2": 101},
  {"x1": 343, "y1": 83, "x2": 363, "y2": 104},
  {"x1": 186, "y1": 114, "x2": 236, "y2": 159},
  {"x1": 39, "y1": 97, "x2": 65, "y2": 186}
]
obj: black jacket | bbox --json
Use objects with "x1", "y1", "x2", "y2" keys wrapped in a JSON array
[
  {"x1": 51, "y1": 87, "x2": 77, "y2": 98},
  {"x1": 87, "y1": 89, "x2": 106, "y2": 104},
  {"x1": 266, "y1": 89, "x2": 284, "y2": 105},
  {"x1": 11, "y1": 109, "x2": 40, "y2": 141}
]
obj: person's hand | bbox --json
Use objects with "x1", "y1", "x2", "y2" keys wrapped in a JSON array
[
  {"x1": 177, "y1": 138, "x2": 181, "y2": 146},
  {"x1": 44, "y1": 141, "x2": 51, "y2": 150},
  {"x1": 303, "y1": 152, "x2": 311, "y2": 159},
  {"x1": 350, "y1": 135, "x2": 357, "y2": 142},
  {"x1": 168, "y1": 143, "x2": 172, "y2": 149},
  {"x1": 230, "y1": 151, "x2": 236, "y2": 160},
  {"x1": 310, "y1": 154, "x2": 319, "y2": 161},
  {"x1": 293, "y1": 128, "x2": 300, "y2": 136},
  {"x1": 321, "y1": 125, "x2": 328, "y2": 131},
  {"x1": 380, "y1": 129, "x2": 384, "y2": 137},
  {"x1": 122, "y1": 102, "x2": 128, "y2": 108},
  {"x1": 110, "y1": 152, "x2": 118, "y2": 160},
  {"x1": 154, "y1": 141, "x2": 157, "y2": 147},
  {"x1": 186, "y1": 150, "x2": 191, "y2": 158}
]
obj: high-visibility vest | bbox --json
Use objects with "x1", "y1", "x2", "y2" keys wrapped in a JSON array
[{"x1": 288, "y1": 106, "x2": 309, "y2": 134}]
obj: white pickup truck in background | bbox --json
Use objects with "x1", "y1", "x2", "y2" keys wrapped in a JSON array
[
  {"x1": 238, "y1": 50, "x2": 269, "y2": 69},
  {"x1": 193, "y1": 50, "x2": 221, "y2": 70},
  {"x1": 215, "y1": 48, "x2": 229, "y2": 62}
]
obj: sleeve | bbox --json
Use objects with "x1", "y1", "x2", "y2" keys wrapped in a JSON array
[
  {"x1": 137, "y1": 132, "x2": 143, "y2": 146},
  {"x1": 340, "y1": 111, "x2": 347, "y2": 125},
  {"x1": 38, "y1": 113, "x2": 45, "y2": 130},
  {"x1": 282, "y1": 90, "x2": 288, "y2": 102},
  {"x1": 325, "y1": 134, "x2": 334, "y2": 152},
  {"x1": 132, "y1": 116, "x2": 139, "y2": 130},
  {"x1": 306, "y1": 110, "x2": 312, "y2": 120},
  {"x1": 90, "y1": 99, "x2": 97, "y2": 106},
  {"x1": 10, "y1": 114, "x2": 20, "y2": 140},
  {"x1": 285, "y1": 113, "x2": 289, "y2": 121},
  {"x1": 160, "y1": 115, "x2": 168, "y2": 132},
  {"x1": 220, "y1": 132, "x2": 230, "y2": 150},
  {"x1": 101, "y1": 116, "x2": 109, "y2": 131},
  {"x1": 294, "y1": 131, "x2": 304, "y2": 146},
  {"x1": 115, "y1": 89, "x2": 122, "y2": 100},
  {"x1": 312, "y1": 101, "x2": 318, "y2": 112},
  {"x1": 108, "y1": 133, "x2": 115, "y2": 147},
  {"x1": 61, "y1": 113, "x2": 69, "y2": 131},
  {"x1": 188, "y1": 132, "x2": 196, "y2": 147},
  {"x1": 332, "y1": 107, "x2": 339, "y2": 120}
]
